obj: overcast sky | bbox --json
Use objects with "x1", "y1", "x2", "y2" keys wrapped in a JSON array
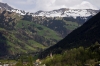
[{"x1": 1, "y1": 0, "x2": 100, "y2": 12}]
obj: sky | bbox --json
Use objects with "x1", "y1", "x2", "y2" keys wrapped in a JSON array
[{"x1": 1, "y1": 0, "x2": 100, "y2": 12}]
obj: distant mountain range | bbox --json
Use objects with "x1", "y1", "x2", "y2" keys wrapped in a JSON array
[
  {"x1": 0, "y1": 2, "x2": 99, "y2": 57},
  {"x1": 0, "y1": 2, "x2": 99, "y2": 24},
  {"x1": 0, "y1": 2, "x2": 99, "y2": 18},
  {"x1": 11, "y1": 8, "x2": 99, "y2": 20}
]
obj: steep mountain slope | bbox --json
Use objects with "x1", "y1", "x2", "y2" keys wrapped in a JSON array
[
  {"x1": 0, "y1": 2, "x2": 99, "y2": 37},
  {"x1": 23, "y1": 16, "x2": 80, "y2": 37},
  {"x1": 21, "y1": 8, "x2": 99, "y2": 37},
  {"x1": 0, "y1": 2, "x2": 99, "y2": 57},
  {"x1": 12, "y1": 8, "x2": 99, "y2": 26},
  {"x1": 0, "y1": 2, "x2": 13, "y2": 10},
  {"x1": 0, "y1": 30, "x2": 8, "y2": 56},
  {"x1": 0, "y1": 10, "x2": 63, "y2": 56},
  {"x1": 39, "y1": 12, "x2": 100, "y2": 58}
]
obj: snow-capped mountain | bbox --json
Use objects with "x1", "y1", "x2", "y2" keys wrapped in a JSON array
[
  {"x1": 33, "y1": 8, "x2": 99, "y2": 18},
  {"x1": 10, "y1": 8, "x2": 99, "y2": 19},
  {"x1": 0, "y1": 2, "x2": 99, "y2": 20}
]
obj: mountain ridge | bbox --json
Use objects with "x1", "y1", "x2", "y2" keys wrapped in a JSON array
[
  {"x1": 0, "y1": 2, "x2": 99, "y2": 18},
  {"x1": 39, "y1": 12, "x2": 100, "y2": 58},
  {"x1": 0, "y1": 2, "x2": 99, "y2": 57},
  {"x1": 0, "y1": 2, "x2": 13, "y2": 10},
  {"x1": 0, "y1": 2, "x2": 99, "y2": 22},
  {"x1": 11, "y1": 8, "x2": 99, "y2": 19}
]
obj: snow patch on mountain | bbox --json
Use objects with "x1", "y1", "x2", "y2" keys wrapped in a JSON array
[
  {"x1": 11, "y1": 9, "x2": 27, "y2": 15},
  {"x1": 9, "y1": 8, "x2": 99, "y2": 20},
  {"x1": 32, "y1": 9, "x2": 98, "y2": 19}
]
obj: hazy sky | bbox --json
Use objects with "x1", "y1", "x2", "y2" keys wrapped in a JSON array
[{"x1": 1, "y1": 0, "x2": 100, "y2": 12}]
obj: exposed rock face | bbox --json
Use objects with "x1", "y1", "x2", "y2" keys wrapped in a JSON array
[
  {"x1": 0, "y1": 10, "x2": 17, "y2": 30},
  {"x1": 0, "y1": 2, "x2": 13, "y2": 10}
]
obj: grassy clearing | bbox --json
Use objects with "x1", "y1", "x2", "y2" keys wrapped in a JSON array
[{"x1": 28, "y1": 40, "x2": 45, "y2": 49}]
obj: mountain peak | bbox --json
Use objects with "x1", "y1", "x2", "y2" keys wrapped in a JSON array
[
  {"x1": 0, "y1": 1, "x2": 99, "y2": 20},
  {"x1": 31, "y1": 8, "x2": 99, "y2": 19},
  {"x1": 0, "y1": 2, "x2": 13, "y2": 10},
  {"x1": 0, "y1": 2, "x2": 99, "y2": 20}
]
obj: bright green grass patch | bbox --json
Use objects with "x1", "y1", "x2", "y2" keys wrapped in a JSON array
[
  {"x1": 33, "y1": 23, "x2": 62, "y2": 40},
  {"x1": 25, "y1": 44, "x2": 36, "y2": 51},
  {"x1": 28, "y1": 40, "x2": 45, "y2": 49},
  {"x1": 16, "y1": 20, "x2": 62, "y2": 40}
]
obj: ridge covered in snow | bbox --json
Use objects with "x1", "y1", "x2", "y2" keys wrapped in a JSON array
[
  {"x1": 10, "y1": 8, "x2": 99, "y2": 19},
  {"x1": 0, "y1": 1, "x2": 99, "y2": 19}
]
